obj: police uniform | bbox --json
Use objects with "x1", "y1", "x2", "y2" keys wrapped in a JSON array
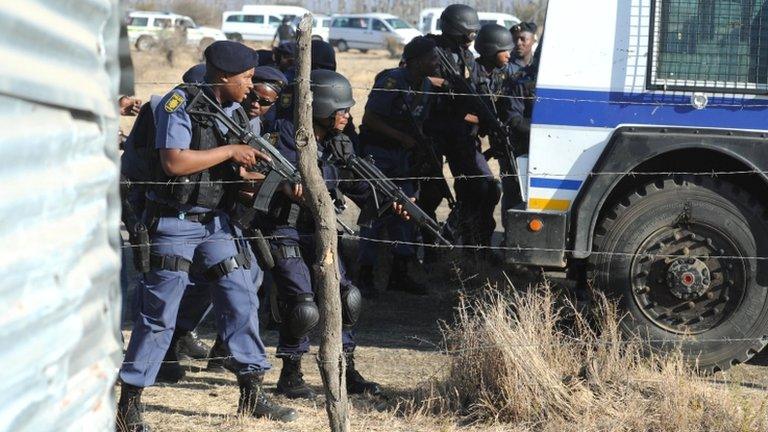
[
  {"x1": 357, "y1": 67, "x2": 430, "y2": 266},
  {"x1": 427, "y1": 34, "x2": 501, "y2": 248},
  {"x1": 117, "y1": 41, "x2": 297, "y2": 431}
]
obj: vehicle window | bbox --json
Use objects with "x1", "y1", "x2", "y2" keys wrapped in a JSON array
[
  {"x1": 129, "y1": 17, "x2": 148, "y2": 27},
  {"x1": 421, "y1": 16, "x2": 433, "y2": 33},
  {"x1": 504, "y1": 20, "x2": 518, "y2": 29},
  {"x1": 436, "y1": 18, "x2": 442, "y2": 31},
  {"x1": 651, "y1": 0, "x2": 768, "y2": 93},
  {"x1": 479, "y1": 19, "x2": 496, "y2": 26},
  {"x1": 352, "y1": 18, "x2": 370, "y2": 29},
  {"x1": 247, "y1": 15, "x2": 263, "y2": 24},
  {"x1": 372, "y1": 19, "x2": 388, "y2": 32},
  {"x1": 384, "y1": 18, "x2": 411, "y2": 30},
  {"x1": 179, "y1": 18, "x2": 195, "y2": 29},
  {"x1": 322, "y1": 19, "x2": 331, "y2": 28},
  {"x1": 153, "y1": 18, "x2": 171, "y2": 28},
  {"x1": 268, "y1": 15, "x2": 282, "y2": 26}
]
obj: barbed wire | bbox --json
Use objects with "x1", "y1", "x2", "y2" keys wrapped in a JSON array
[
  {"x1": 119, "y1": 168, "x2": 768, "y2": 187},
  {"x1": 131, "y1": 80, "x2": 768, "y2": 109},
  {"x1": 119, "y1": 231, "x2": 768, "y2": 261}
]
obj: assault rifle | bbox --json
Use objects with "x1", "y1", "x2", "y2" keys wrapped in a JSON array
[
  {"x1": 433, "y1": 49, "x2": 521, "y2": 188},
  {"x1": 184, "y1": 86, "x2": 353, "y2": 235},
  {"x1": 325, "y1": 135, "x2": 453, "y2": 247}
]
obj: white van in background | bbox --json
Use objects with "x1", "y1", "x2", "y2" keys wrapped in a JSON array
[
  {"x1": 127, "y1": 11, "x2": 227, "y2": 51},
  {"x1": 292, "y1": 14, "x2": 332, "y2": 41},
  {"x1": 221, "y1": 5, "x2": 310, "y2": 41},
  {"x1": 329, "y1": 13, "x2": 421, "y2": 53},
  {"x1": 419, "y1": 8, "x2": 520, "y2": 35}
]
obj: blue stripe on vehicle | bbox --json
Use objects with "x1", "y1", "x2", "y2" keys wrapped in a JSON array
[
  {"x1": 533, "y1": 88, "x2": 768, "y2": 131},
  {"x1": 529, "y1": 177, "x2": 583, "y2": 190}
]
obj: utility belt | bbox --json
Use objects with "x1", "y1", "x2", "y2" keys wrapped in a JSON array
[{"x1": 129, "y1": 200, "x2": 252, "y2": 279}]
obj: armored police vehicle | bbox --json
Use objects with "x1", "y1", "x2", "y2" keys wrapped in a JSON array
[{"x1": 507, "y1": 0, "x2": 768, "y2": 372}]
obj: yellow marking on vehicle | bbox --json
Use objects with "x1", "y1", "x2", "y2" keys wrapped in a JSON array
[{"x1": 528, "y1": 198, "x2": 571, "y2": 211}]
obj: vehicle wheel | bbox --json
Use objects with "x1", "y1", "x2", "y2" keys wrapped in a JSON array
[
  {"x1": 590, "y1": 176, "x2": 768, "y2": 373},
  {"x1": 311, "y1": 35, "x2": 323, "y2": 41},
  {"x1": 198, "y1": 37, "x2": 214, "y2": 51},
  {"x1": 227, "y1": 33, "x2": 243, "y2": 42},
  {"x1": 359, "y1": 49, "x2": 369, "y2": 53},
  {"x1": 136, "y1": 35, "x2": 155, "y2": 52},
  {"x1": 336, "y1": 40, "x2": 348, "y2": 52}
]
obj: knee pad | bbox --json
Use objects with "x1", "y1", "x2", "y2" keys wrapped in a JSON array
[
  {"x1": 341, "y1": 285, "x2": 362, "y2": 327},
  {"x1": 282, "y1": 293, "x2": 320, "y2": 340}
]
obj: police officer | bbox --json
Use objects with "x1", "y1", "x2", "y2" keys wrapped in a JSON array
[
  {"x1": 425, "y1": 4, "x2": 501, "y2": 252},
  {"x1": 474, "y1": 24, "x2": 531, "y2": 225},
  {"x1": 272, "y1": 16, "x2": 296, "y2": 46},
  {"x1": 262, "y1": 70, "x2": 410, "y2": 400},
  {"x1": 356, "y1": 36, "x2": 439, "y2": 297},
  {"x1": 273, "y1": 41, "x2": 297, "y2": 74},
  {"x1": 116, "y1": 41, "x2": 297, "y2": 431},
  {"x1": 245, "y1": 66, "x2": 287, "y2": 135},
  {"x1": 509, "y1": 22, "x2": 537, "y2": 75}
]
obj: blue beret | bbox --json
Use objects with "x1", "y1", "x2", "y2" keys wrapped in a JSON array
[
  {"x1": 403, "y1": 36, "x2": 436, "y2": 62},
  {"x1": 252, "y1": 66, "x2": 287, "y2": 88},
  {"x1": 182, "y1": 63, "x2": 206, "y2": 84},
  {"x1": 256, "y1": 49, "x2": 276, "y2": 66},
  {"x1": 204, "y1": 40, "x2": 258, "y2": 74},
  {"x1": 274, "y1": 41, "x2": 297, "y2": 57}
]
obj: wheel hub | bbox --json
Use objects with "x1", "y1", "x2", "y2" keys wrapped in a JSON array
[{"x1": 666, "y1": 257, "x2": 711, "y2": 300}]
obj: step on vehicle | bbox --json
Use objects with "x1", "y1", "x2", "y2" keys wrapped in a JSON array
[
  {"x1": 127, "y1": 11, "x2": 226, "y2": 52},
  {"x1": 506, "y1": 0, "x2": 768, "y2": 373}
]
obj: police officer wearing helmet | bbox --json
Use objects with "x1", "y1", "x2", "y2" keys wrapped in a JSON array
[
  {"x1": 356, "y1": 36, "x2": 439, "y2": 298},
  {"x1": 117, "y1": 41, "x2": 298, "y2": 431},
  {"x1": 473, "y1": 24, "x2": 531, "y2": 241},
  {"x1": 262, "y1": 69, "x2": 415, "y2": 400},
  {"x1": 424, "y1": 4, "x2": 501, "y2": 253}
]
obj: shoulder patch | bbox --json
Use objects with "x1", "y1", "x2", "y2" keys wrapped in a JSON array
[
  {"x1": 280, "y1": 93, "x2": 293, "y2": 108},
  {"x1": 164, "y1": 92, "x2": 185, "y2": 113}
]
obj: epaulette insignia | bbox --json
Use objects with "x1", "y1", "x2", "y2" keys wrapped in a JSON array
[
  {"x1": 384, "y1": 77, "x2": 398, "y2": 89},
  {"x1": 164, "y1": 92, "x2": 185, "y2": 113},
  {"x1": 280, "y1": 93, "x2": 293, "y2": 108}
]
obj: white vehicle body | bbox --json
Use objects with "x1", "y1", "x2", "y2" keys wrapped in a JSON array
[
  {"x1": 127, "y1": 11, "x2": 226, "y2": 50},
  {"x1": 221, "y1": 5, "x2": 310, "y2": 41},
  {"x1": 419, "y1": 8, "x2": 520, "y2": 35},
  {"x1": 329, "y1": 13, "x2": 422, "y2": 52},
  {"x1": 292, "y1": 14, "x2": 332, "y2": 41}
]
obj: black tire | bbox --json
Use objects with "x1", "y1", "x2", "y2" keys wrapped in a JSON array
[
  {"x1": 136, "y1": 35, "x2": 155, "y2": 52},
  {"x1": 591, "y1": 176, "x2": 768, "y2": 373},
  {"x1": 312, "y1": 35, "x2": 323, "y2": 41},
  {"x1": 359, "y1": 48, "x2": 369, "y2": 53},
  {"x1": 336, "y1": 40, "x2": 348, "y2": 52}
]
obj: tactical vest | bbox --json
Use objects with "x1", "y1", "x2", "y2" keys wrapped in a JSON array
[{"x1": 151, "y1": 86, "x2": 250, "y2": 210}]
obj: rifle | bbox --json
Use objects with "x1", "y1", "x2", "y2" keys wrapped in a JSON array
[
  {"x1": 325, "y1": 135, "x2": 453, "y2": 247},
  {"x1": 184, "y1": 86, "x2": 354, "y2": 235},
  {"x1": 400, "y1": 97, "x2": 457, "y2": 211},
  {"x1": 433, "y1": 49, "x2": 521, "y2": 190}
]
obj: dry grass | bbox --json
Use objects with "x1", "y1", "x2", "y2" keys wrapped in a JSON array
[{"x1": 402, "y1": 284, "x2": 768, "y2": 432}]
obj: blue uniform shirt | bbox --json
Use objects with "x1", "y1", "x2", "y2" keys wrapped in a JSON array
[
  {"x1": 472, "y1": 61, "x2": 525, "y2": 127},
  {"x1": 365, "y1": 67, "x2": 432, "y2": 127},
  {"x1": 149, "y1": 85, "x2": 246, "y2": 213}
]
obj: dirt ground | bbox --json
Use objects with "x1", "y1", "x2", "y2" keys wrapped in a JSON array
[{"x1": 120, "y1": 46, "x2": 768, "y2": 431}]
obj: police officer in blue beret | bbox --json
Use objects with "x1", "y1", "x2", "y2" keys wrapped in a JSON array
[
  {"x1": 356, "y1": 36, "x2": 439, "y2": 297},
  {"x1": 117, "y1": 41, "x2": 298, "y2": 431},
  {"x1": 273, "y1": 41, "x2": 296, "y2": 73},
  {"x1": 245, "y1": 66, "x2": 287, "y2": 135}
]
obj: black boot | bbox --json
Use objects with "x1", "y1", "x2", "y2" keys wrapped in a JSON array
[
  {"x1": 357, "y1": 264, "x2": 378, "y2": 299},
  {"x1": 237, "y1": 372, "x2": 298, "y2": 422},
  {"x1": 206, "y1": 336, "x2": 230, "y2": 373},
  {"x1": 387, "y1": 254, "x2": 427, "y2": 295},
  {"x1": 345, "y1": 352, "x2": 382, "y2": 396},
  {"x1": 175, "y1": 329, "x2": 210, "y2": 360},
  {"x1": 276, "y1": 356, "x2": 317, "y2": 400},
  {"x1": 156, "y1": 343, "x2": 185, "y2": 384},
  {"x1": 116, "y1": 384, "x2": 150, "y2": 432}
]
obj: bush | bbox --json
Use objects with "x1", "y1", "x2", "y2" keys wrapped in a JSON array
[{"x1": 404, "y1": 284, "x2": 768, "y2": 431}]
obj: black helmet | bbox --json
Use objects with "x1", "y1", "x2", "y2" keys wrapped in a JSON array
[
  {"x1": 439, "y1": 4, "x2": 480, "y2": 37},
  {"x1": 311, "y1": 69, "x2": 355, "y2": 118},
  {"x1": 311, "y1": 39, "x2": 337, "y2": 71},
  {"x1": 475, "y1": 24, "x2": 514, "y2": 58}
]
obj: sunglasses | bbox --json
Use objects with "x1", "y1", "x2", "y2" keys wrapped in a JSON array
[
  {"x1": 253, "y1": 97, "x2": 275, "y2": 106},
  {"x1": 335, "y1": 107, "x2": 351, "y2": 115}
]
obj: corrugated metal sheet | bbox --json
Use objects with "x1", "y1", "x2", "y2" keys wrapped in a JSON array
[{"x1": 0, "y1": 1, "x2": 122, "y2": 431}]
